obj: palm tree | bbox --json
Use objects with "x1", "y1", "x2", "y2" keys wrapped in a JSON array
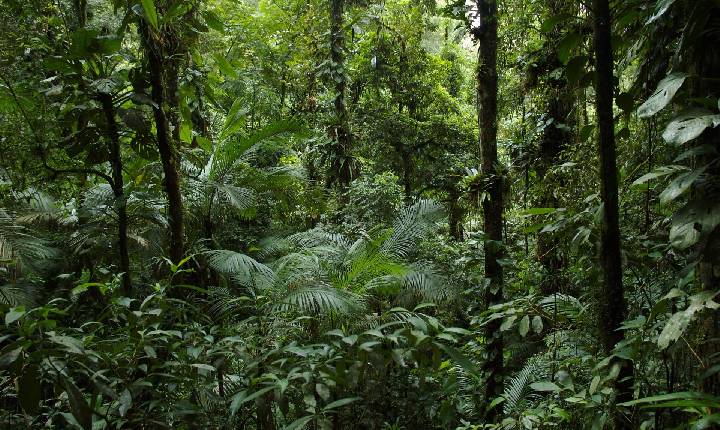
[{"x1": 204, "y1": 199, "x2": 450, "y2": 328}]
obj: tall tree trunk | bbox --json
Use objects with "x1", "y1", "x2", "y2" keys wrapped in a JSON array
[
  {"x1": 474, "y1": 0, "x2": 504, "y2": 421},
  {"x1": 141, "y1": 23, "x2": 185, "y2": 266},
  {"x1": 328, "y1": 0, "x2": 353, "y2": 189},
  {"x1": 99, "y1": 93, "x2": 132, "y2": 295},
  {"x1": 73, "y1": 0, "x2": 87, "y2": 29},
  {"x1": 591, "y1": 0, "x2": 634, "y2": 425},
  {"x1": 690, "y1": 2, "x2": 720, "y2": 396}
]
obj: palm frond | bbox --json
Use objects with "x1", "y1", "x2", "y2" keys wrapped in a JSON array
[
  {"x1": 0, "y1": 282, "x2": 37, "y2": 306},
  {"x1": 256, "y1": 236, "x2": 294, "y2": 260},
  {"x1": 287, "y1": 228, "x2": 351, "y2": 250},
  {"x1": 275, "y1": 285, "x2": 362, "y2": 315},
  {"x1": 211, "y1": 119, "x2": 304, "y2": 181},
  {"x1": 210, "y1": 182, "x2": 256, "y2": 212},
  {"x1": 381, "y1": 199, "x2": 444, "y2": 259},
  {"x1": 14, "y1": 189, "x2": 62, "y2": 225},
  {"x1": 402, "y1": 271, "x2": 451, "y2": 303},
  {"x1": 205, "y1": 249, "x2": 276, "y2": 288},
  {"x1": 0, "y1": 208, "x2": 58, "y2": 276},
  {"x1": 206, "y1": 286, "x2": 253, "y2": 322}
]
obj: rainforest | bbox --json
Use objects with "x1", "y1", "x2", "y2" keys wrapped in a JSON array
[{"x1": 1, "y1": 0, "x2": 719, "y2": 428}]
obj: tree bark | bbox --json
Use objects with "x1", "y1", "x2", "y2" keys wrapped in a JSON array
[
  {"x1": 99, "y1": 93, "x2": 132, "y2": 295},
  {"x1": 591, "y1": 0, "x2": 634, "y2": 425},
  {"x1": 328, "y1": 0, "x2": 353, "y2": 189},
  {"x1": 474, "y1": 0, "x2": 504, "y2": 422},
  {"x1": 141, "y1": 23, "x2": 185, "y2": 266}
]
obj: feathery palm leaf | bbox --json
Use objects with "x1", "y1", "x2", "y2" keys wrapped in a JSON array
[
  {"x1": 276, "y1": 285, "x2": 362, "y2": 315},
  {"x1": 205, "y1": 249, "x2": 276, "y2": 288}
]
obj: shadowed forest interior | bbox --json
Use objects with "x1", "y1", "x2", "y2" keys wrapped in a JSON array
[{"x1": 1, "y1": 0, "x2": 720, "y2": 428}]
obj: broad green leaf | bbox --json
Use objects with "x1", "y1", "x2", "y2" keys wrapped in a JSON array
[
  {"x1": 619, "y1": 391, "x2": 720, "y2": 408},
  {"x1": 0, "y1": 347, "x2": 22, "y2": 368},
  {"x1": 532, "y1": 315, "x2": 543, "y2": 334},
  {"x1": 518, "y1": 315, "x2": 530, "y2": 337},
  {"x1": 671, "y1": 200, "x2": 720, "y2": 248},
  {"x1": 631, "y1": 165, "x2": 688, "y2": 188},
  {"x1": 637, "y1": 73, "x2": 688, "y2": 118},
  {"x1": 658, "y1": 291, "x2": 720, "y2": 349},
  {"x1": 674, "y1": 144, "x2": 717, "y2": 162},
  {"x1": 141, "y1": 0, "x2": 159, "y2": 31},
  {"x1": 500, "y1": 315, "x2": 516, "y2": 331},
  {"x1": 202, "y1": 10, "x2": 225, "y2": 33},
  {"x1": 286, "y1": 416, "x2": 314, "y2": 430},
  {"x1": 557, "y1": 32, "x2": 582, "y2": 64},
  {"x1": 229, "y1": 386, "x2": 274, "y2": 416},
  {"x1": 62, "y1": 376, "x2": 93, "y2": 430},
  {"x1": 659, "y1": 165, "x2": 706, "y2": 205},
  {"x1": 324, "y1": 397, "x2": 361, "y2": 411},
  {"x1": 214, "y1": 54, "x2": 237, "y2": 79},
  {"x1": 589, "y1": 375, "x2": 601, "y2": 395},
  {"x1": 444, "y1": 327, "x2": 472, "y2": 336},
  {"x1": 179, "y1": 122, "x2": 192, "y2": 143},
  {"x1": 662, "y1": 109, "x2": 720, "y2": 144},
  {"x1": 521, "y1": 207, "x2": 557, "y2": 216},
  {"x1": 438, "y1": 344, "x2": 478, "y2": 375},
  {"x1": 669, "y1": 222, "x2": 700, "y2": 249},
  {"x1": 315, "y1": 383, "x2": 330, "y2": 401},
  {"x1": 49, "y1": 335, "x2": 84, "y2": 354},
  {"x1": 119, "y1": 389, "x2": 132, "y2": 417},
  {"x1": 5, "y1": 306, "x2": 25, "y2": 325},
  {"x1": 530, "y1": 381, "x2": 561, "y2": 392},
  {"x1": 487, "y1": 396, "x2": 505, "y2": 411}
]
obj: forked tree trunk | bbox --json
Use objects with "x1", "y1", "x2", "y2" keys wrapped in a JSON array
[
  {"x1": 591, "y1": 0, "x2": 634, "y2": 426},
  {"x1": 474, "y1": 0, "x2": 504, "y2": 422}
]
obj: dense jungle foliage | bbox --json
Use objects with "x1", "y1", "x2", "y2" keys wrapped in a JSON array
[{"x1": 1, "y1": 0, "x2": 719, "y2": 428}]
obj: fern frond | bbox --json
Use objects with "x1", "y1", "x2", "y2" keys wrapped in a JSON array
[{"x1": 503, "y1": 359, "x2": 545, "y2": 417}]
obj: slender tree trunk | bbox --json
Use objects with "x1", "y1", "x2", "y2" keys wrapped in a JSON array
[
  {"x1": 474, "y1": 0, "x2": 504, "y2": 421},
  {"x1": 99, "y1": 94, "x2": 132, "y2": 294},
  {"x1": 591, "y1": 0, "x2": 634, "y2": 425},
  {"x1": 448, "y1": 186, "x2": 464, "y2": 241},
  {"x1": 329, "y1": 0, "x2": 353, "y2": 189},
  {"x1": 141, "y1": 24, "x2": 185, "y2": 266}
]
